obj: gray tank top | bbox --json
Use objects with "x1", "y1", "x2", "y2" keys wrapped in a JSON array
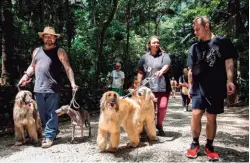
[{"x1": 34, "y1": 47, "x2": 62, "y2": 93}]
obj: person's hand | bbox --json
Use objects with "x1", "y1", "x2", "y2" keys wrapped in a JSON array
[
  {"x1": 136, "y1": 81, "x2": 141, "y2": 88},
  {"x1": 71, "y1": 84, "x2": 79, "y2": 92},
  {"x1": 103, "y1": 86, "x2": 107, "y2": 91},
  {"x1": 154, "y1": 70, "x2": 164, "y2": 77},
  {"x1": 227, "y1": 82, "x2": 236, "y2": 95},
  {"x1": 18, "y1": 74, "x2": 32, "y2": 87}
]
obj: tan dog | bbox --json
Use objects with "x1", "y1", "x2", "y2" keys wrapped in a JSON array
[
  {"x1": 13, "y1": 90, "x2": 42, "y2": 145},
  {"x1": 97, "y1": 91, "x2": 140, "y2": 152},
  {"x1": 56, "y1": 105, "x2": 91, "y2": 142},
  {"x1": 130, "y1": 86, "x2": 158, "y2": 141}
]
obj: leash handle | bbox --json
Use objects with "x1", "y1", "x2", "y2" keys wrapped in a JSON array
[{"x1": 69, "y1": 90, "x2": 80, "y2": 109}]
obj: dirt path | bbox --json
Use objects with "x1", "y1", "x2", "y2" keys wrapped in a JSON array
[{"x1": 0, "y1": 94, "x2": 248, "y2": 162}]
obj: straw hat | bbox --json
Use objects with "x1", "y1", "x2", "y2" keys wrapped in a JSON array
[{"x1": 38, "y1": 26, "x2": 61, "y2": 38}]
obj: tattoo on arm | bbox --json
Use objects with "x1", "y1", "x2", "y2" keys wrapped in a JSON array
[
  {"x1": 226, "y1": 59, "x2": 234, "y2": 82},
  {"x1": 58, "y1": 48, "x2": 76, "y2": 85}
]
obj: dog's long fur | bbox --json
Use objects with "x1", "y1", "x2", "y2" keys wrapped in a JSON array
[
  {"x1": 13, "y1": 90, "x2": 42, "y2": 145},
  {"x1": 130, "y1": 86, "x2": 158, "y2": 141},
  {"x1": 97, "y1": 91, "x2": 141, "y2": 152},
  {"x1": 55, "y1": 105, "x2": 91, "y2": 142}
]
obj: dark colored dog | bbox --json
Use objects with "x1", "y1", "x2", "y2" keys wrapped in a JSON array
[{"x1": 56, "y1": 105, "x2": 91, "y2": 142}]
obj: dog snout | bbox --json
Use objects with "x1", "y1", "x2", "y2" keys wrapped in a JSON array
[
  {"x1": 138, "y1": 92, "x2": 142, "y2": 96},
  {"x1": 111, "y1": 99, "x2": 116, "y2": 103}
]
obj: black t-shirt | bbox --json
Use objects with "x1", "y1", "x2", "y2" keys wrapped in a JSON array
[
  {"x1": 137, "y1": 52, "x2": 171, "y2": 93},
  {"x1": 187, "y1": 36, "x2": 238, "y2": 98}
]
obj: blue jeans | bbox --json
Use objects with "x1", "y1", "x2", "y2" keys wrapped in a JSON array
[{"x1": 35, "y1": 93, "x2": 59, "y2": 140}]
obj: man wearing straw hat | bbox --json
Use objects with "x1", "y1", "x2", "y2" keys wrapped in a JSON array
[{"x1": 18, "y1": 26, "x2": 78, "y2": 148}]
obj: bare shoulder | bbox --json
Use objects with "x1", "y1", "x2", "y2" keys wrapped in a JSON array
[{"x1": 57, "y1": 48, "x2": 69, "y2": 61}]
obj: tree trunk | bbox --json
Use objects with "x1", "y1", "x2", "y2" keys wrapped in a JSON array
[
  {"x1": 40, "y1": 0, "x2": 45, "y2": 26},
  {"x1": 227, "y1": 0, "x2": 245, "y2": 105},
  {"x1": 95, "y1": 0, "x2": 119, "y2": 85},
  {"x1": 124, "y1": 0, "x2": 131, "y2": 88},
  {"x1": 1, "y1": 0, "x2": 14, "y2": 86}
]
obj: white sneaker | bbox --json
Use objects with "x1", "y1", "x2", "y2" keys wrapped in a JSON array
[{"x1": 183, "y1": 107, "x2": 187, "y2": 111}]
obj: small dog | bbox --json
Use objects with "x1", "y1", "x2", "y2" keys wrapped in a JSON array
[
  {"x1": 129, "y1": 86, "x2": 158, "y2": 141},
  {"x1": 97, "y1": 91, "x2": 140, "y2": 152},
  {"x1": 13, "y1": 90, "x2": 42, "y2": 145},
  {"x1": 56, "y1": 105, "x2": 91, "y2": 142}
]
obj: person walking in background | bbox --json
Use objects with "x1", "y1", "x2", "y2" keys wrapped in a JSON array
[
  {"x1": 170, "y1": 77, "x2": 177, "y2": 99},
  {"x1": 185, "y1": 16, "x2": 238, "y2": 161},
  {"x1": 18, "y1": 26, "x2": 78, "y2": 148},
  {"x1": 179, "y1": 68, "x2": 190, "y2": 111},
  {"x1": 104, "y1": 62, "x2": 125, "y2": 96},
  {"x1": 136, "y1": 35, "x2": 171, "y2": 136}
]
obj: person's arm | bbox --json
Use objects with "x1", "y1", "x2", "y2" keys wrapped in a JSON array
[
  {"x1": 120, "y1": 72, "x2": 125, "y2": 87},
  {"x1": 225, "y1": 58, "x2": 236, "y2": 95},
  {"x1": 137, "y1": 71, "x2": 144, "y2": 87},
  {"x1": 58, "y1": 48, "x2": 78, "y2": 90},
  {"x1": 18, "y1": 48, "x2": 38, "y2": 86},
  {"x1": 136, "y1": 55, "x2": 146, "y2": 86}
]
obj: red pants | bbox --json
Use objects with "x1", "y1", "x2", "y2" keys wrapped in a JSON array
[{"x1": 154, "y1": 92, "x2": 170, "y2": 127}]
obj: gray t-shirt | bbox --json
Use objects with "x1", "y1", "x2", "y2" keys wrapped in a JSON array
[
  {"x1": 34, "y1": 47, "x2": 62, "y2": 93},
  {"x1": 137, "y1": 52, "x2": 171, "y2": 92}
]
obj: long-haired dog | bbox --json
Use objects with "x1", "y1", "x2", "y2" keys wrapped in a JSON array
[
  {"x1": 130, "y1": 86, "x2": 158, "y2": 141},
  {"x1": 56, "y1": 105, "x2": 91, "y2": 142},
  {"x1": 13, "y1": 90, "x2": 42, "y2": 145},
  {"x1": 97, "y1": 91, "x2": 140, "y2": 152}
]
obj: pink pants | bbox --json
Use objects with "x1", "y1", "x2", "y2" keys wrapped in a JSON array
[{"x1": 154, "y1": 92, "x2": 170, "y2": 127}]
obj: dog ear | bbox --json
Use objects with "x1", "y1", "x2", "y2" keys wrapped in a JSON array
[
  {"x1": 146, "y1": 89, "x2": 157, "y2": 102},
  {"x1": 15, "y1": 92, "x2": 24, "y2": 107},
  {"x1": 100, "y1": 92, "x2": 107, "y2": 112},
  {"x1": 114, "y1": 92, "x2": 119, "y2": 112}
]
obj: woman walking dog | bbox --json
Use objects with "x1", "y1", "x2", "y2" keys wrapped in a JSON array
[{"x1": 136, "y1": 35, "x2": 171, "y2": 136}]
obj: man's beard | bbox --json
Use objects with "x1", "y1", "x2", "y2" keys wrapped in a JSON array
[{"x1": 44, "y1": 41, "x2": 55, "y2": 46}]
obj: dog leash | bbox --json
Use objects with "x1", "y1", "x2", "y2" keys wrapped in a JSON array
[
  {"x1": 16, "y1": 84, "x2": 21, "y2": 92},
  {"x1": 122, "y1": 76, "x2": 156, "y2": 99},
  {"x1": 69, "y1": 90, "x2": 80, "y2": 109}
]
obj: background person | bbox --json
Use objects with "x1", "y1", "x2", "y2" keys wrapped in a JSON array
[
  {"x1": 104, "y1": 62, "x2": 125, "y2": 96},
  {"x1": 178, "y1": 68, "x2": 190, "y2": 111},
  {"x1": 170, "y1": 77, "x2": 177, "y2": 99}
]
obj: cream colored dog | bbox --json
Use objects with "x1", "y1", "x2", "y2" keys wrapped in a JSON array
[
  {"x1": 97, "y1": 91, "x2": 140, "y2": 152},
  {"x1": 130, "y1": 86, "x2": 158, "y2": 141}
]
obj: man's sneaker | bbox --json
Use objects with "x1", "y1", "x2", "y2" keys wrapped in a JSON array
[
  {"x1": 183, "y1": 107, "x2": 187, "y2": 112},
  {"x1": 41, "y1": 139, "x2": 53, "y2": 148},
  {"x1": 186, "y1": 143, "x2": 200, "y2": 158},
  {"x1": 204, "y1": 146, "x2": 219, "y2": 161}
]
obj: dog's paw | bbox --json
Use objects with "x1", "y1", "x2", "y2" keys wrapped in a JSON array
[
  {"x1": 14, "y1": 141, "x2": 24, "y2": 146},
  {"x1": 127, "y1": 142, "x2": 139, "y2": 148},
  {"x1": 106, "y1": 147, "x2": 117, "y2": 153},
  {"x1": 149, "y1": 136, "x2": 159, "y2": 141}
]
